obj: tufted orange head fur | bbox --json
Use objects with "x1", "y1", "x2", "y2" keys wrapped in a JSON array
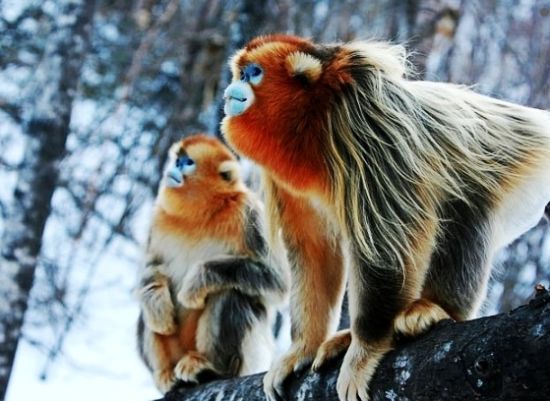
[
  {"x1": 222, "y1": 35, "x2": 363, "y2": 195},
  {"x1": 157, "y1": 134, "x2": 248, "y2": 242}
]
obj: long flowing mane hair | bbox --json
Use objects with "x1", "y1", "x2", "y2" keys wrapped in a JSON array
[{"x1": 322, "y1": 42, "x2": 550, "y2": 271}]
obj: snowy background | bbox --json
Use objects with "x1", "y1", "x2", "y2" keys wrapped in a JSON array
[{"x1": 1, "y1": 1, "x2": 549, "y2": 400}]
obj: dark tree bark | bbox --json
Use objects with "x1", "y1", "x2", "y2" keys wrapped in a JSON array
[
  {"x1": 158, "y1": 286, "x2": 550, "y2": 401},
  {"x1": 0, "y1": 1, "x2": 95, "y2": 398}
]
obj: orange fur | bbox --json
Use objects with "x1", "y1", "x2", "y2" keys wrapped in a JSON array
[
  {"x1": 139, "y1": 134, "x2": 288, "y2": 393},
  {"x1": 156, "y1": 134, "x2": 252, "y2": 253},
  {"x1": 277, "y1": 188, "x2": 345, "y2": 347},
  {"x1": 139, "y1": 134, "x2": 261, "y2": 391}
]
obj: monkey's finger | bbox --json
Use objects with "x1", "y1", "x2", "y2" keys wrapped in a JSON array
[
  {"x1": 358, "y1": 385, "x2": 370, "y2": 401},
  {"x1": 312, "y1": 329, "x2": 352, "y2": 371},
  {"x1": 263, "y1": 369, "x2": 285, "y2": 401},
  {"x1": 264, "y1": 357, "x2": 296, "y2": 401},
  {"x1": 293, "y1": 354, "x2": 313, "y2": 372}
]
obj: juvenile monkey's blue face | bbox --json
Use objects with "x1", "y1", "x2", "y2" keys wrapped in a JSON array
[
  {"x1": 165, "y1": 154, "x2": 196, "y2": 188},
  {"x1": 224, "y1": 63, "x2": 263, "y2": 117}
]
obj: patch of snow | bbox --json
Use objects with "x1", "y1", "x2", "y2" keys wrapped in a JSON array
[
  {"x1": 385, "y1": 389, "x2": 398, "y2": 401},
  {"x1": 41, "y1": 1, "x2": 57, "y2": 17},
  {"x1": 70, "y1": 99, "x2": 98, "y2": 131},
  {"x1": 58, "y1": 13, "x2": 77, "y2": 27},
  {"x1": 313, "y1": 2, "x2": 328, "y2": 21},
  {"x1": 294, "y1": 374, "x2": 318, "y2": 401},
  {"x1": 5, "y1": 235, "x2": 160, "y2": 401},
  {"x1": 100, "y1": 23, "x2": 120, "y2": 42},
  {"x1": 433, "y1": 341, "x2": 453, "y2": 362},
  {"x1": 1, "y1": 0, "x2": 31, "y2": 22},
  {"x1": 393, "y1": 353, "x2": 412, "y2": 388},
  {"x1": 392, "y1": 354, "x2": 410, "y2": 369},
  {"x1": 398, "y1": 369, "x2": 411, "y2": 384},
  {"x1": 530, "y1": 323, "x2": 545, "y2": 337},
  {"x1": 518, "y1": 263, "x2": 536, "y2": 283}
]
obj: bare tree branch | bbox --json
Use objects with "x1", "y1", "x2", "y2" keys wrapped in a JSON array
[{"x1": 159, "y1": 287, "x2": 550, "y2": 401}]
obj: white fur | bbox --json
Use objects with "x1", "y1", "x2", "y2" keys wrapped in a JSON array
[
  {"x1": 286, "y1": 51, "x2": 322, "y2": 81},
  {"x1": 238, "y1": 317, "x2": 275, "y2": 375},
  {"x1": 492, "y1": 112, "x2": 550, "y2": 250},
  {"x1": 492, "y1": 163, "x2": 550, "y2": 250},
  {"x1": 150, "y1": 231, "x2": 229, "y2": 291}
]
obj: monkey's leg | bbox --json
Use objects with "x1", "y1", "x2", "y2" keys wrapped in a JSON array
[
  {"x1": 338, "y1": 219, "x2": 437, "y2": 401},
  {"x1": 139, "y1": 324, "x2": 178, "y2": 394},
  {"x1": 337, "y1": 261, "x2": 405, "y2": 401},
  {"x1": 422, "y1": 199, "x2": 494, "y2": 322},
  {"x1": 139, "y1": 269, "x2": 177, "y2": 335},
  {"x1": 177, "y1": 257, "x2": 287, "y2": 310},
  {"x1": 263, "y1": 190, "x2": 346, "y2": 401}
]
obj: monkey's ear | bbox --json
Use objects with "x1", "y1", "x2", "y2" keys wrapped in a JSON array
[
  {"x1": 168, "y1": 140, "x2": 184, "y2": 159},
  {"x1": 285, "y1": 52, "x2": 322, "y2": 85},
  {"x1": 218, "y1": 160, "x2": 240, "y2": 183}
]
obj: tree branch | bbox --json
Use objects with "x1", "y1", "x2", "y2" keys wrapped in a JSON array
[{"x1": 158, "y1": 286, "x2": 550, "y2": 401}]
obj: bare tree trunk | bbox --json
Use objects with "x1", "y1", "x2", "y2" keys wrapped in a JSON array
[
  {"x1": 207, "y1": 0, "x2": 271, "y2": 136},
  {"x1": 158, "y1": 287, "x2": 550, "y2": 401},
  {"x1": 0, "y1": 1, "x2": 95, "y2": 398}
]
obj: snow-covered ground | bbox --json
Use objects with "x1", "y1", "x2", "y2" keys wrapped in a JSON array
[{"x1": 5, "y1": 239, "x2": 161, "y2": 401}]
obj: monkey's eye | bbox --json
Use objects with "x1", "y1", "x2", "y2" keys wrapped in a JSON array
[
  {"x1": 220, "y1": 170, "x2": 232, "y2": 182},
  {"x1": 176, "y1": 156, "x2": 195, "y2": 170},
  {"x1": 241, "y1": 64, "x2": 263, "y2": 85}
]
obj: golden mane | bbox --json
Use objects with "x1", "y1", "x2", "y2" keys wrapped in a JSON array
[{"x1": 325, "y1": 41, "x2": 550, "y2": 271}]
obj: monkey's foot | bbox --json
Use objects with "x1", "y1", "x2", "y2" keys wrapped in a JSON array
[
  {"x1": 337, "y1": 340, "x2": 388, "y2": 401},
  {"x1": 154, "y1": 368, "x2": 176, "y2": 394},
  {"x1": 263, "y1": 343, "x2": 316, "y2": 401},
  {"x1": 312, "y1": 329, "x2": 351, "y2": 371},
  {"x1": 173, "y1": 351, "x2": 215, "y2": 384},
  {"x1": 393, "y1": 298, "x2": 450, "y2": 337}
]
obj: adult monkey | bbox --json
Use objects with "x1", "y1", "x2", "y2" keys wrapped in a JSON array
[{"x1": 221, "y1": 34, "x2": 550, "y2": 401}]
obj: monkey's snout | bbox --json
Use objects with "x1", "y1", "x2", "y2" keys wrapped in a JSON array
[{"x1": 224, "y1": 82, "x2": 255, "y2": 117}]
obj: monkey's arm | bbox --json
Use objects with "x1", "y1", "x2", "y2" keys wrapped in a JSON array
[
  {"x1": 138, "y1": 255, "x2": 177, "y2": 335},
  {"x1": 178, "y1": 256, "x2": 287, "y2": 309},
  {"x1": 178, "y1": 201, "x2": 289, "y2": 309}
]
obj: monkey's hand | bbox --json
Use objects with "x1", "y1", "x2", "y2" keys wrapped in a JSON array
[
  {"x1": 177, "y1": 285, "x2": 210, "y2": 310},
  {"x1": 140, "y1": 277, "x2": 177, "y2": 335},
  {"x1": 177, "y1": 267, "x2": 215, "y2": 310},
  {"x1": 336, "y1": 339, "x2": 390, "y2": 401},
  {"x1": 263, "y1": 342, "x2": 317, "y2": 401}
]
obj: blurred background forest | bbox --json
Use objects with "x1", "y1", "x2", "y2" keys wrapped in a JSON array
[{"x1": 0, "y1": 0, "x2": 549, "y2": 400}]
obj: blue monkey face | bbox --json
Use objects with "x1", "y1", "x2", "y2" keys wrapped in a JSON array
[{"x1": 165, "y1": 155, "x2": 196, "y2": 188}]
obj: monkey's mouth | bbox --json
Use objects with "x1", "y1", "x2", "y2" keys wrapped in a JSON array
[
  {"x1": 166, "y1": 171, "x2": 184, "y2": 188},
  {"x1": 223, "y1": 82, "x2": 255, "y2": 117},
  {"x1": 227, "y1": 95, "x2": 247, "y2": 102}
]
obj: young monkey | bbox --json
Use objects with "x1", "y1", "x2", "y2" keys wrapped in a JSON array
[{"x1": 136, "y1": 134, "x2": 289, "y2": 393}]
